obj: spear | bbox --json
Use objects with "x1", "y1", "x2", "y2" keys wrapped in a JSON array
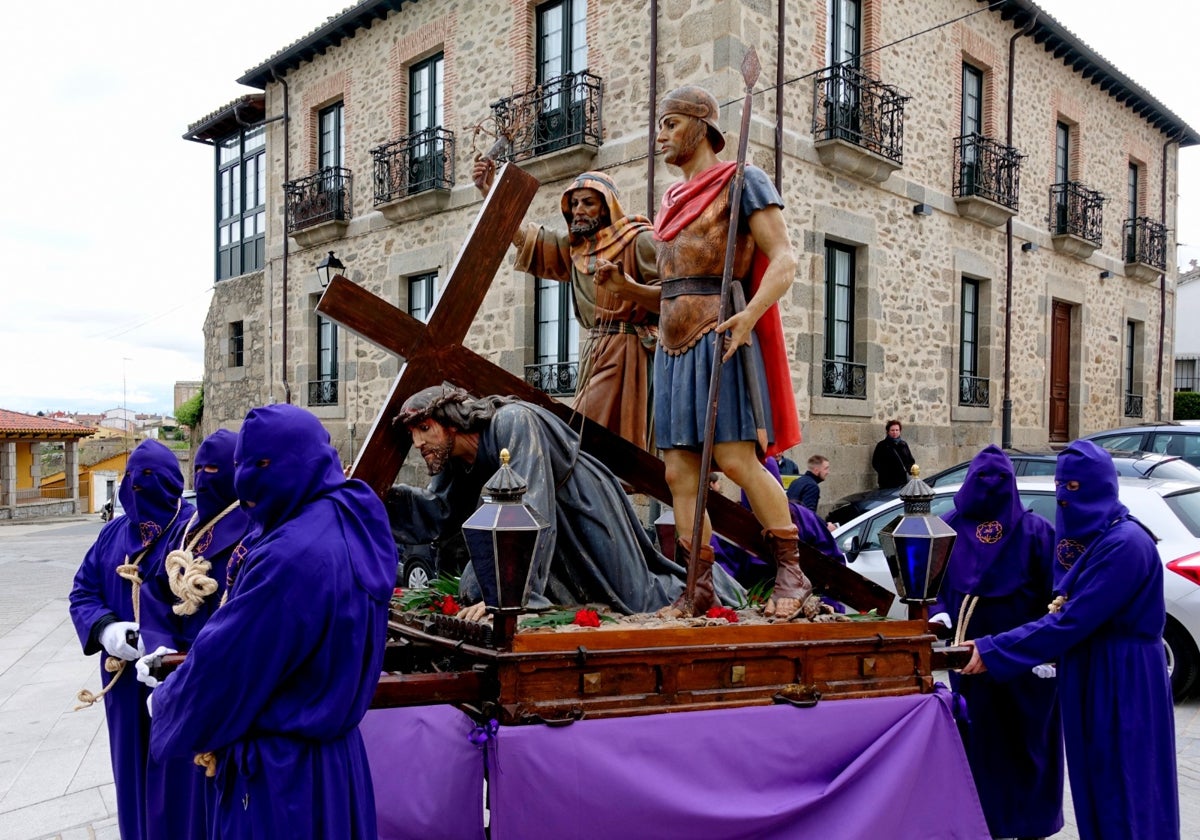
[{"x1": 685, "y1": 47, "x2": 762, "y2": 610}]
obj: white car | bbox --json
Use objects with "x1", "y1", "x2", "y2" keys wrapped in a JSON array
[{"x1": 832, "y1": 476, "x2": 1200, "y2": 701}]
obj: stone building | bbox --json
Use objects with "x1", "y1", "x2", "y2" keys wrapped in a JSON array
[
  {"x1": 1176, "y1": 261, "x2": 1200, "y2": 393},
  {"x1": 185, "y1": 0, "x2": 1197, "y2": 508}
]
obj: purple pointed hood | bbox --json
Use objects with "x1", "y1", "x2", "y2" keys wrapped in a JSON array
[
  {"x1": 944, "y1": 445, "x2": 1025, "y2": 593},
  {"x1": 1054, "y1": 439, "x2": 1126, "y2": 569},
  {"x1": 115, "y1": 439, "x2": 188, "y2": 558},
  {"x1": 234, "y1": 404, "x2": 396, "y2": 602},
  {"x1": 187, "y1": 428, "x2": 251, "y2": 559}
]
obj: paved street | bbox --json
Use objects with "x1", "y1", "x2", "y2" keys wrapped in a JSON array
[{"x1": 0, "y1": 515, "x2": 1197, "y2": 839}]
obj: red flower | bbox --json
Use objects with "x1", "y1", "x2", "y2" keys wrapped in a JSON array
[
  {"x1": 573, "y1": 608, "x2": 601, "y2": 627},
  {"x1": 393, "y1": 587, "x2": 404, "y2": 597},
  {"x1": 439, "y1": 596, "x2": 460, "y2": 616},
  {"x1": 705, "y1": 606, "x2": 739, "y2": 623}
]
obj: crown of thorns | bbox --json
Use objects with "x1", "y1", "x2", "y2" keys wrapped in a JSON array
[{"x1": 392, "y1": 386, "x2": 469, "y2": 427}]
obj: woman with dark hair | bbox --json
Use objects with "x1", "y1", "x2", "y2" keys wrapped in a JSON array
[{"x1": 871, "y1": 419, "x2": 915, "y2": 489}]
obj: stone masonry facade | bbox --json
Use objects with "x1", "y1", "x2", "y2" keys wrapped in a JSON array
[{"x1": 195, "y1": 0, "x2": 1189, "y2": 510}]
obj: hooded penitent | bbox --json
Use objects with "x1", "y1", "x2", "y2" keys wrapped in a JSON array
[
  {"x1": 117, "y1": 439, "x2": 188, "y2": 556},
  {"x1": 1053, "y1": 439, "x2": 1126, "y2": 571},
  {"x1": 150, "y1": 404, "x2": 397, "y2": 839},
  {"x1": 945, "y1": 445, "x2": 1028, "y2": 594}
]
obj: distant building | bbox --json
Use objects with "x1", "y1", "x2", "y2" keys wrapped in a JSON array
[
  {"x1": 1175, "y1": 261, "x2": 1200, "y2": 393},
  {"x1": 0, "y1": 408, "x2": 96, "y2": 519}
]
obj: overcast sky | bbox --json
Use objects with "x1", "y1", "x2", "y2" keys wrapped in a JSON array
[{"x1": 1, "y1": 0, "x2": 1196, "y2": 418}]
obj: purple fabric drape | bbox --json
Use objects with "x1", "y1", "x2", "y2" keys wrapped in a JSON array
[{"x1": 363, "y1": 690, "x2": 989, "y2": 840}]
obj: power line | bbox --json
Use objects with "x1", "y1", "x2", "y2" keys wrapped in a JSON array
[{"x1": 86, "y1": 286, "x2": 213, "y2": 341}]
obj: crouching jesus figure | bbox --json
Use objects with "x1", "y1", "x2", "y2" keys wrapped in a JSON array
[{"x1": 386, "y1": 386, "x2": 741, "y2": 620}]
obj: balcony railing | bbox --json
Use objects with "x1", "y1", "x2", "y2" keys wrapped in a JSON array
[
  {"x1": 490, "y1": 71, "x2": 603, "y2": 163},
  {"x1": 525, "y1": 361, "x2": 578, "y2": 397},
  {"x1": 1049, "y1": 181, "x2": 1104, "y2": 245},
  {"x1": 812, "y1": 64, "x2": 909, "y2": 165},
  {"x1": 308, "y1": 378, "x2": 339, "y2": 407},
  {"x1": 1123, "y1": 216, "x2": 1167, "y2": 271},
  {"x1": 953, "y1": 134, "x2": 1022, "y2": 209},
  {"x1": 1125, "y1": 391, "x2": 1144, "y2": 418},
  {"x1": 285, "y1": 167, "x2": 352, "y2": 233},
  {"x1": 821, "y1": 359, "x2": 867, "y2": 399},
  {"x1": 372, "y1": 127, "x2": 455, "y2": 204},
  {"x1": 959, "y1": 374, "x2": 991, "y2": 408}
]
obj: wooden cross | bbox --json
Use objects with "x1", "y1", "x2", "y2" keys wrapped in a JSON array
[{"x1": 316, "y1": 164, "x2": 892, "y2": 614}]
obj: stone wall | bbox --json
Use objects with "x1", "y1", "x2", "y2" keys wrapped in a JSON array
[{"x1": 198, "y1": 0, "x2": 1185, "y2": 511}]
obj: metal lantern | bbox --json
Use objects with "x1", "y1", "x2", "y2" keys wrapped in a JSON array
[
  {"x1": 878, "y1": 466, "x2": 957, "y2": 615},
  {"x1": 316, "y1": 250, "x2": 345, "y2": 287},
  {"x1": 461, "y1": 448, "x2": 549, "y2": 612}
]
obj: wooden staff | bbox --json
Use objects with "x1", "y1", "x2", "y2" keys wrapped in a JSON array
[{"x1": 685, "y1": 48, "x2": 762, "y2": 607}]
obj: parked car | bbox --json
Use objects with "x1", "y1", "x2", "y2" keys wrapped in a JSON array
[
  {"x1": 831, "y1": 476, "x2": 1200, "y2": 701},
  {"x1": 1085, "y1": 421, "x2": 1200, "y2": 467},
  {"x1": 826, "y1": 449, "x2": 1200, "y2": 525}
]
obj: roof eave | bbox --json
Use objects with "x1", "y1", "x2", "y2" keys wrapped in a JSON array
[{"x1": 237, "y1": 0, "x2": 411, "y2": 90}]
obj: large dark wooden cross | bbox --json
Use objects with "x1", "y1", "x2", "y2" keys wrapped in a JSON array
[{"x1": 316, "y1": 163, "x2": 891, "y2": 614}]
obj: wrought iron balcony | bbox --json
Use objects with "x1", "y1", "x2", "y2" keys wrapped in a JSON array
[
  {"x1": 954, "y1": 134, "x2": 1022, "y2": 210},
  {"x1": 1124, "y1": 390, "x2": 1143, "y2": 418},
  {"x1": 812, "y1": 65, "x2": 909, "y2": 170},
  {"x1": 372, "y1": 127, "x2": 455, "y2": 204},
  {"x1": 822, "y1": 359, "x2": 867, "y2": 399},
  {"x1": 1123, "y1": 217, "x2": 1167, "y2": 280},
  {"x1": 525, "y1": 361, "x2": 578, "y2": 397},
  {"x1": 490, "y1": 71, "x2": 602, "y2": 163},
  {"x1": 958, "y1": 374, "x2": 990, "y2": 408},
  {"x1": 307, "y1": 378, "x2": 339, "y2": 407},
  {"x1": 285, "y1": 167, "x2": 352, "y2": 234},
  {"x1": 1048, "y1": 181, "x2": 1104, "y2": 247}
]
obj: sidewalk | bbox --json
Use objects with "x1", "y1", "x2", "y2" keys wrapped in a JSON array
[{"x1": 1, "y1": 516, "x2": 1198, "y2": 838}]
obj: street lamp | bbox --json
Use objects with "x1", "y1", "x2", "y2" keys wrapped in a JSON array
[{"x1": 316, "y1": 251, "x2": 345, "y2": 288}]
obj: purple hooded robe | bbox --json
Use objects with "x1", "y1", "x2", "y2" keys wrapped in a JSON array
[
  {"x1": 69, "y1": 439, "x2": 190, "y2": 840},
  {"x1": 139, "y1": 430, "x2": 252, "y2": 840},
  {"x1": 974, "y1": 440, "x2": 1179, "y2": 840},
  {"x1": 934, "y1": 445, "x2": 1063, "y2": 837},
  {"x1": 149, "y1": 405, "x2": 398, "y2": 840}
]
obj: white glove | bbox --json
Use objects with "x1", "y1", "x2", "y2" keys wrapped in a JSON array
[
  {"x1": 1032, "y1": 663, "x2": 1057, "y2": 679},
  {"x1": 99, "y1": 621, "x2": 144, "y2": 661},
  {"x1": 146, "y1": 692, "x2": 153, "y2": 718},
  {"x1": 928, "y1": 612, "x2": 952, "y2": 628},
  {"x1": 135, "y1": 646, "x2": 177, "y2": 688}
]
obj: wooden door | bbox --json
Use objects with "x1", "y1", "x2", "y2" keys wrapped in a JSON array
[{"x1": 1049, "y1": 301, "x2": 1072, "y2": 442}]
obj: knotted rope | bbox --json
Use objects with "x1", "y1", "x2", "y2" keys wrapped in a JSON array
[
  {"x1": 167, "y1": 502, "x2": 240, "y2": 616},
  {"x1": 74, "y1": 549, "x2": 148, "y2": 710}
]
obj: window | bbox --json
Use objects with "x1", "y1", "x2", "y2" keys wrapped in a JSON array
[
  {"x1": 822, "y1": 243, "x2": 863, "y2": 398},
  {"x1": 1125, "y1": 320, "x2": 1142, "y2": 417},
  {"x1": 959, "y1": 279, "x2": 987, "y2": 406},
  {"x1": 1125, "y1": 162, "x2": 1140, "y2": 260},
  {"x1": 408, "y1": 54, "x2": 446, "y2": 194},
  {"x1": 319, "y1": 102, "x2": 344, "y2": 170},
  {"x1": 960, "y1": 64, "x2": 984, "y2": 194},
  {"x1": 227, "y1": 321, "x2": 244, "y2": 368},
  {"x1": 531, "y1": 277, "x2": 579, "y2": 395},
  {"x1": 535, "y1": 0, "x2": 588, "y2": 153},
  {"x1": 1053, "y1": 121, "x2": 1070, "y2": 232},
  {"x1": 408, "y1": 272, "x2": 438, "y2": 323},
  {"x1": 216, "y1": 126, "x2": 265, "y2": 280},
  {"x1": 311, "y1": 313, "x2": 338, "y2": 407},
  {"x1": 1178, "y1": 358, "x2": 1197, "y2": 392},
  {"x1": 826, "y1": 0, "x2": 862, "y2": 68}
]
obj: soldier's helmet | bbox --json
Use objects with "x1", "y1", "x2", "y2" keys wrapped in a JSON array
[{"x1": 659, "y1": 85, "x2": 726, "y2": 153}]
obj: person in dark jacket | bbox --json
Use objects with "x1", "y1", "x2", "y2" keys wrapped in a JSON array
[
  {"x1": 786, "y1": 454, "x2": 829, "y2": 512},
  {"x1": 872, "y1": 419, "x2": 915, "y2": 489}
]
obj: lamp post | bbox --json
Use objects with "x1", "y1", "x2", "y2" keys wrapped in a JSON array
[
  {"x1": 461, "y1": 448, "x2": 549, "y2": 648},
  {"x1": 878, "y1": 466, "x2": 957, "y2": 623},
  {"x1": 316, "y1": 251, "x2": 345, "y2": 288}
]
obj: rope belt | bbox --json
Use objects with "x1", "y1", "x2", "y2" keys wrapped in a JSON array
[
  {"x1": 953, "y1": 594, "x2": 980, "y2": 648},
  {"x1": 74, "y1": 548, "x2": 149, "y2": 710},
  {"x1": 167, "y1": 501, "x2": 241, "y2": 616}
]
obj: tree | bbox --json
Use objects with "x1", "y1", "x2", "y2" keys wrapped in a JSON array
[{"x1": 176, "y1": 390, "x2": 204, "y2": 429}]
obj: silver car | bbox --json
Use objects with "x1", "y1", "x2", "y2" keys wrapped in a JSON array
[{"x1": 832, "y1": 476, "x2": 1200, "y2": 701}]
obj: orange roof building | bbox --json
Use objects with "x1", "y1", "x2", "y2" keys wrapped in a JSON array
[{"x1": 1, "y1": 408, "x2": 96, "y2": 519}]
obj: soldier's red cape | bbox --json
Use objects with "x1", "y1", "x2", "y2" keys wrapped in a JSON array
[{"x1": 654, "y1": 161, "x2": 801, "y2": 454}]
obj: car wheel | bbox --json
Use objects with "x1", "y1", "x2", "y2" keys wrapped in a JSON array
[
  {"x1": 1164, "y1": 617, "x2": 1199, "y2": 701},
  {"x1": 402, "y1": 555, "x2": 436, "y2": 590}
]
